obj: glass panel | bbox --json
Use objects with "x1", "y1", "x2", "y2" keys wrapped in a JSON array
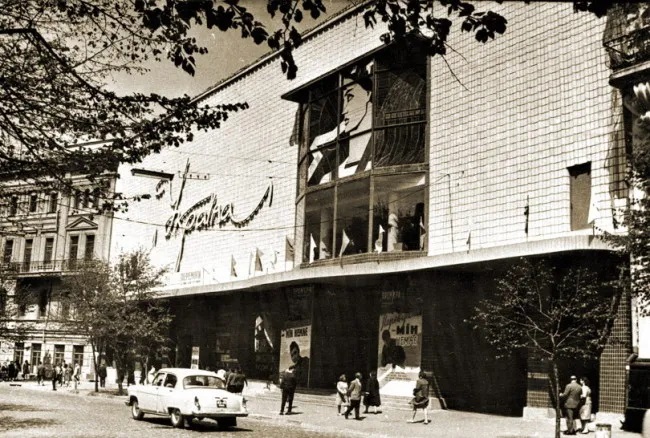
[
  {"x1": 84, "y1": 235, "x2": 95, "y2": 261},
  {"x1": 338, "y1": 80, "x2": 373, "y2": 178},
  {"x1": 373, "y1": 174, "x2": 426, "y2": 252},
  {"x1": 336, "y1": 179, "x2": 370, "y2": 255},
  {"x1": 49, "y1": 192, "x2": 58, "y2": 213},
  {"x1": 374, "y1": 65, "x2": 426, "y2": 167},
  {"x1": 307, "y1": 80, "x2": 339, "y2": 187},
  {"x1": 3, "y1": 240, "x2": 13, "y2": 264},
  {"x1": 304, "y1": 188, "x2": 335, "y2": 262},
  {"x1": 307, "y1": 143, "x2": 337, "y2": 186},
  {"x1": 24, "y1": 239, "x2": 33, "y2": 270},
  {"x1": 44, "y1": 238, "x2": 54, "y2": 265}
]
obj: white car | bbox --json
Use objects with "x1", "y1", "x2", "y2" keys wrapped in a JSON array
[{"x1": 125, "y1": 368, "x2": 248, "y2": 429}]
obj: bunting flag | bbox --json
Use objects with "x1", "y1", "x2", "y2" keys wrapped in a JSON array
[
  {"x1": 271, "y1": 250, "x2": 278, "y2": 268},
  {"x1": 587, "y1": 195, "x2": 600, "y2": 226},
  {"x1": 339, "y1": 230, "x2": 350, "y2": 257},
  {"x1": 255, "y1": 248, "x2": 263, "y2": 272},
  {"x1": 309, "y1": 234, "x2": 316, "y2": 263},
  {"x1": 524, "y1": 196, "x2": 530, "y2": 235},
  {"x1": 152, "y1": 228, "x2": 158, "y2": 249},
  {"x1": 230, "y1": 255, "x2": 237, "y2": 277},
  {"x1": 375, "y1": 224, "x2": 385, "y2": 253},
  {"x1": 285, "y1": 236, "x2": 295, "y2": 262},
  {"x1": 248, "y1": 252, "x2": 253, "y2": 276}
]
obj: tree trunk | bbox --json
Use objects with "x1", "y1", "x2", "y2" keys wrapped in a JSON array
[
  {"x1": 552, "y1": 361, "x2": 561, "y2": 438},
  {"x1": 90, "y1": 343, "x2": 99, "y2": 393}
]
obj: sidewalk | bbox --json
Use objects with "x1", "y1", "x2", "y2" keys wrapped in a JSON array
[{"x1": 7, "y1": 378, "x2": 643, "y2": 438}]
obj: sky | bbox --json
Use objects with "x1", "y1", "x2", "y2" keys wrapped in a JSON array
[{"x1": 108, "y1": 0, "x2": 351, "y2": 98}]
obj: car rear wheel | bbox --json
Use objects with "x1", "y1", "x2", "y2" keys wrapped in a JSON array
[
  {"x1": 170, "y1": 409, "x2": 185, "y2": 428},
  {"x1": 131, "y1": 399, "x2": 144, "y2": 420}
]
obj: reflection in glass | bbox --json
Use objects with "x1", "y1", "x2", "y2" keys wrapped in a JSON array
[
  {"x1": 336, "y1": 179, "x2": 370, "y2": 255},
  {"x1": 304, "y1": 188, "x2": 335, "y2": 262},
  {"x1": 373, "y1": 174, "x2": 426, "y2": 252}
]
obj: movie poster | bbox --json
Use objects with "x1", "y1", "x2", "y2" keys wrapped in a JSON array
[
  {"x1": 377, "y1": 312, "x2": 422, "y2": 369},
  {"x1": 279, "y1": 320, "x2": 311, "y2": 387}
]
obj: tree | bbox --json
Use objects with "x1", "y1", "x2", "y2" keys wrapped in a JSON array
[
  {"x1": 469, "y1": 259, "x2": 621, "y2": 438},
  {"x1": 0, "y1": 267, "x2": 33, "y2": 344},
  {"x1": 58, "y1": 249, "x2": 170, "y2": 393}
]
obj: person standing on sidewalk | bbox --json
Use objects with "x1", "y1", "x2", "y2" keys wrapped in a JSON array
[
  {"x1": 408, "y1": 371, "x2": 430, "y2": 424},
  {"x1": 63, "y1": 363, "x2": 72, "y2": 387},
  {"x1": 336, "y1": 374, "x2": 348, "y2": 415},
  {"x1": 52, "y1": 362, "x2": 61, "y2": 391},
  {"x1": 36, "y1": 361, "x2": 44, "y2": 386},
  {"x1": 560, "y1": 375, "x2": 582, "y2": 435},
  {"x1": 343, "y1": 372, "x2": 363, "y2": 420},
  {"x1": 98, "y1": 363, "x2": 107, "y2": 388},
  {"x1": 363, "y1": 370, "x2": 381, "y2": 414},
  {"x1": 22, "y1": 360, "x2": 30, "y2": 380},
  {"x1": 279, "y1": 367, "x2": 297, "y2": 415},
  {"x1": 578, "y1": 377, "x2": 592, "y2": 434},
  {"x1": 73, "y1": 362, "x2": 81, "y2": 392}
]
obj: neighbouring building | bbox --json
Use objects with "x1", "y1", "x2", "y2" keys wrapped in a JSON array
[
  {"x1": 109, "y1": 2, "x2": 631, "y2": 418},
  {"x1": 0, "y1": 169, "x2": 114, "y2": 379}
]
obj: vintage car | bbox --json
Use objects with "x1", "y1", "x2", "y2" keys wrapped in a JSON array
[{"x1": 125, "y1": 368, "x2": 248, "y2": 429}]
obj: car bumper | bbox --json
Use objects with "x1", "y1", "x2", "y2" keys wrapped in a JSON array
[{"x1": 190, "y1": 410, "x2": 248, "y2": 418}]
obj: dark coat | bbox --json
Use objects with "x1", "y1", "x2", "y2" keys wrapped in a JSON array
[
  {"x1": 562, "y1": 381, "x2": 583, "y2": 409},
  {"x1": 364, "y1": 376, "x2": 381, "y2": 407},
  {"x1": 280, "y1": 370, "x2": 297, "y2": 392}
]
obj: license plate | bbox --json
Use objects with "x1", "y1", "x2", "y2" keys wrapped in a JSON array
[{"x1": 216, "y1": 398, "x2": 227, "y2": 408}]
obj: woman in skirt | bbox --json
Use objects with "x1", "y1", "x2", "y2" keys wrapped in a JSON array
[
  {"x1": 363, "y1": 370, "x2": 381, "y2": 414},
  {"x1": 408, "y1": 371, "x2": 430, "y2": 424}
]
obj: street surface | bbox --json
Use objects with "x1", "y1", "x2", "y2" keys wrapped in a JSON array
[
  {"x1": 0, "y1": 380, "x2": 644, "y2": 437},
  {"x1": 0, "y1": 384, "x2": 349, "y2": 438}
]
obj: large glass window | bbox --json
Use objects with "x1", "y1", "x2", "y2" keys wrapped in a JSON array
[{"x1": 293, "y1": 41, "x2": 428, "y2": 263}]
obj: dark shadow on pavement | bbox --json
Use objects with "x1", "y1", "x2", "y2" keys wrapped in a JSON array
[
  {"x1": 137, "y1": 416, "x2": 253, "y2": 433},
  {"x1": 0, "y1": 415, "x2": 59, "y2": 430},
  {"x1": 0, "y1": 403, "x2": 45, "y2": 412}
]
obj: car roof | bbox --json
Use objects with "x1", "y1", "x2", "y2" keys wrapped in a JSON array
[{"x1": 157, "y1": 368, "x2": 219, "y2": 378}]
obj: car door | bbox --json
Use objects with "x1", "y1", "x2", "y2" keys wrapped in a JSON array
[
  {"x1": 139, "y1": 372, "x2": 165, "y2": 412},
  {"x1": 156, "y1": 372, "x2": 178, "y2": 414}
]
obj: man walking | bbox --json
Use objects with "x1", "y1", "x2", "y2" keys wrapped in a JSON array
[
  {"x1": 343, "y1": 372, "x2": 363, "y2": 420},
  {"x1": 560, "y1": 375, "x2": 582, "y2": 435},
  {"x1": 73, "y1": 362, "x2": 81, "y2": 392},
  {"x1": 279, "y1": 368, "x2": 297, "y2": 415}
]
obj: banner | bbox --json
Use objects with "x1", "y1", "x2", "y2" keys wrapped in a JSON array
[
  {"x1": 279, "y1": 321, "x2": 311, "y2": 386},
  {"x1": 377, "y1": 312, "x2": 422, "y2": 369}
]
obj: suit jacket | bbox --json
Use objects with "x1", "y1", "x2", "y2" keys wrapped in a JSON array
[
  {"x1": 348, "y1": 378, "x2": 363, "y2": 401},
  {"x1": 562, "y1": 381, "x2": 582, "y2": 409}
]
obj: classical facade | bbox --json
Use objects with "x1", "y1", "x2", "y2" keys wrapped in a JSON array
[
  {"x1": 111, "y1": 2, "x2": 630, "y2": 417},
  {"x1": 0, "y1": 172, "x2": 114, "y2": 378}
]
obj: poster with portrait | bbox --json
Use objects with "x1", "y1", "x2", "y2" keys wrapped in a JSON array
[
  {"x1": 377, "y1": 312, "x2": 422, "y2": 370},
  {"x1": 279, "y1": 320, "x2": 311, "y2": 387}
]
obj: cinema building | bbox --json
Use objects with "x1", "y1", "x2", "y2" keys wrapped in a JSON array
[{"x1": 111, "y1": 2, "x2": 636, "y2": 417}]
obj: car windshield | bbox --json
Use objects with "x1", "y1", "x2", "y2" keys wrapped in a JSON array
[{"x1": 182, "y1": 375, "x2": 226, "y2": 389}]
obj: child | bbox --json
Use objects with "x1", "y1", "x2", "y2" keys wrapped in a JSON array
[{"x1": 336, "y1": 374, "x2": 348, "y2": 415}]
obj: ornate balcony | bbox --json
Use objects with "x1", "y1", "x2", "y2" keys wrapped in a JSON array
[
  {"x1": 0, "y1": 259, "x2": 98, "y2": 276},
  {"x1": 604, "y1": 4, "x2": 650, "y2": 71}
]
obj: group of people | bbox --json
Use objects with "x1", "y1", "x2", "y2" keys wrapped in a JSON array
[
  {"x1": 36, "y1": 360, "x2": 81, "y2": 391},
  {"x1": 0, "y1": 359, "x2": 30, "y2": 381},
  {"x1": 335, "y1": 371, "x2": 382, "y2": 419},
  {"x1": 561, "y1": 375, "x2": 593, "y2": 435}
]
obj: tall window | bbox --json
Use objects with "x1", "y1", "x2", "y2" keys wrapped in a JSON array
[
  {"x1": 54, "y1": 345, "x2": 65, "y2": 366},
  {"x1": 3, "y1": 240, "x2": 13, "y2": 264},
  {"x1": 49, "y1": 192, "x2": 58, "y2": 214},
  {"x1": 43, "y1": 237, "x2": 54, "y2": 267},
  {"x1": 9, "y1": 196, "x2": 18, "y2": 216},
  {"x1": 31, "y1": 343, "x2": 42, "y2": 368},
  {"x1": 68, "y1": 235, "x2": 79, "y2": 269},
  {"x1": 23, "y1": 239, "x2": 33, "y2": 271},
  {"x1": 29, "y1": 193, "x2": 38, "y2": 213},
  {"x1": 288, "y1": 42, "x2": 428, "y2": 263},
  {"x1": 569, "y1": 162, "x2": 592, "y2": 230},
  {"x1": 84, "y1": 235, "x2": 95, "y2": 261},
  {"x1": 73, "y1": 345, "x2": 84, "y2": 368},
  {"x1": 13, "y1": 342, "x2": 24, "y2": 364},
  {"x1": 38, "y1": 290, "x2": 48, "y2": 319}
]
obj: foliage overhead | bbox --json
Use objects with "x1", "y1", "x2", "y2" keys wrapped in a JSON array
[
  {"x1": 58, "y1": 249, "x2": 171, "y2": 392},
  {"x1": 0, "y1": 0, "x2": 611, "y2": 211}
]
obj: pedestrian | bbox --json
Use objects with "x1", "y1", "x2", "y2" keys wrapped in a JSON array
[
  {"x1": 52, "y1": 362, "x2": 61, "y2": 391},
  {"x1": 63, "y1": 363, "x2": 72, "y2": 386},
  {"x1": 73, "y1": 362, "x2": 81, "y2": 392},
  {"x1": 336, "y1": 374, "x2": 348, "y2": 415},
  {"x1": 14, "y1": 360, "x2": 21, "y2": 380},
  {"x1": 364, "y1": 370, "x2": 381, "y2": 414},
  {"x1": 560, "y1": 375, "x2": 582, "y2": 435},
  {"x1": 22, "y1": 360, "x2": 30, "y2": 380},
  {"x1": 408, "y1": 371, "x2": 430, "y2": 424},
  {"x1": 227, "y1": 368, "x2": 247, "y2": 394},
  {"x1": 147, "y1": 365, "x2": 156, "y2": 384},
  {"x1": 343, "y1": 372, "x2": 363, "y2": 420},
  {"x1": 579, "y1": 377, "x2": 592, "y2": 434},
  {"x1": 7, "y1": 361, "x2": 15, "y2": 381},
  {"x1": 36, "y1": 361, "x2": 44, "y2": 385},
  {"x1": 215, "y1": 369, "x2": 227, "y2": 389},
  {"x1": 98, "y1": 363, "x2": 107, "y2": 388},
  {"x1": 279, "y1": 367, "x2": 297, "y2": 415}
]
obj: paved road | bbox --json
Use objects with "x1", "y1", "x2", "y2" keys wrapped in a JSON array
[{"x1": 0, "y1": 384, "x2": 351, "y2": 438}]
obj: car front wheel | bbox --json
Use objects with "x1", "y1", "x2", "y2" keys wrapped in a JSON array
[
  {"x1": 170, "y1": 409, "x2": 185, "y2": 428},
  {"x1": 131, "y1": 399, "x2": 144, "y2": 420}
]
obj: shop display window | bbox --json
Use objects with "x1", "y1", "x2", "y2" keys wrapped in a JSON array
[{"x1": 303, "y1": 187, "x2": 335, "y2": 262}]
